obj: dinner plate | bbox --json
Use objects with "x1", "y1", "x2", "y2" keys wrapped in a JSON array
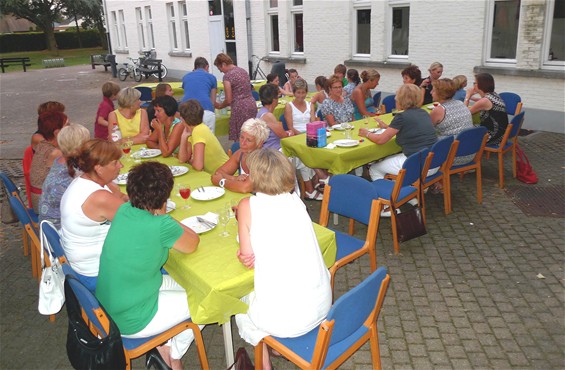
[
  {"x1": 426, "y1": 105, "x2": 436, "y2": 110},
  {"x1": 326, "y1": 131, "x2": 332, "y2": 137},
  {"x1": 113, "y1": 173, "x2": 128, "y2": 185},
  {"x1": 191, "y1": 186, "x2": 225, "y2": 201},
  {"x1": 134, "y1": 148, "x2": 162, "y2": 159},
  {"x1": 332, "y1": 124, "x2": 353, "y2": 131},
  {"x1": 181, "y1": 216, "x2": 216, "y2": 234},
  {"x1": 170, "y1": 166, "x2": 189, "y2": 177},
  {"x1": 166, "y1": 199, "x2": 176, "y2": 213},
  {"x1": 334, "y1": 139, "x2": 360, "y2": 148},
  {"x1": 368, "y1": 128, "x2": 385, "y2": 135}
]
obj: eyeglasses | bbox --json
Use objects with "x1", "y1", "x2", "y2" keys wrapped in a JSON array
[{"x1": 331, "y1": 85, "x2": 343, "y2": 90}]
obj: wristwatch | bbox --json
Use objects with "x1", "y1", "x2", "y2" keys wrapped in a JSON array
[{"x1": 219, "y1": 178, "x2": 226, "y2": 188}]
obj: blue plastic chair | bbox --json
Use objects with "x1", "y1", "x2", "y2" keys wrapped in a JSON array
[
  {"x1": 316, "y1": 109, "x2": 325, "y2": 121},
  {"x1": 9, "y1": 196, "x2": 41, "y2": 279},
  {"x1": 372, "y1": 149, "x2": 428, "y2": 254},
  {"x1": 252, "y1": 90, "x2": 260, "y2": 101},
  {"x1": 228, "y1": 141, "x2": 240, "y2": 157},
  {"x1": 319, "y1": 175, "x2": 382, "y2": 291},
  {"x1": 373, "y1": 91, "x2": 382, "y2": 110},
  {"x1": 421, "y1": 136, "x2": 455, "y2": 215},
  {"x1": 443, "y1": 126, "x2": 488, "y2": 214},
  {"x1": 135, "y1": 86, "x2": 153, "y2": 109},
  {"x1": 499, "y1": 92, "x2": 523, "y2": 116},
  {"x1": 279, "y1": 113, "x2": 289, "y2": 131},
  {"x1": 0, "y1": 171, "x2": 37, "y2": 223},
  {"x1": 65, "y1": 274, "x2": 210, "y2": 369},
  {"x1": 255, "y1": 267, "x2": 391, "y2": 370},
  {"x1": 40, "y1": 220, "x2": 67, "y2": 263},
  {"x1": 484, "y1": 111, "x2": 525, "y2": 189},
  {"x1": 380, "y1": 94, "x2": 396, "y2": 114}
]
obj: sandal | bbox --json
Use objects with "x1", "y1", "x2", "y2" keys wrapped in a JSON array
[
  {"x1": 380, "y1": 207, "x2": 391, "y2": 218},
  {"x1": 304, "y1": 190, "x2": 323, "y2": 201},
  {"x1": 315, "y1": 177, "x2": 330, "y2": 191}
]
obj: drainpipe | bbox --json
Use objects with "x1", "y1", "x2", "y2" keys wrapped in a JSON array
[{"x1": 245, "y1": 0, "x2": 253, "y2": 78}]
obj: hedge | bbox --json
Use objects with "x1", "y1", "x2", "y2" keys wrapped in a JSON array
[{"x1": 0, "y1": 30, "x2": 102, "y2": 53}]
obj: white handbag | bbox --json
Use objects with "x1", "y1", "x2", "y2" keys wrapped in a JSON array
[{"x1": 38, "y1": 220, "x2": 65, "y2": 315}]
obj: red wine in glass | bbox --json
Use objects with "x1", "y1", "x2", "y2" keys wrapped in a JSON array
[
  {"x1": 122, "y1": 147, "x2": 131, "y2": 154},
  {"x1": 179, "y1": 185, "x2": 191, "y2": 209}
]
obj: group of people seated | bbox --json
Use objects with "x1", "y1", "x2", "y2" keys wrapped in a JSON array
[{"x1": 25, "y1": 56, "x2": 510, "y2": 370}]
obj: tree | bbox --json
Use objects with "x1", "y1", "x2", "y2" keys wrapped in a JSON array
[
  {"x1": 62, "y1": 0, "x2": 107, "y2": 49},
  {"x1": 0, "y1": 0, "x2": 65, "y2": 51}
]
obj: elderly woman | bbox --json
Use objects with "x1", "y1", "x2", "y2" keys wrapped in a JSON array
[
  {"x1": 39, "y1": 123, "x2": 91, "y2": 229},
  {"x1": 235, "y1": 149, "x2": 332, "y2": 370},
  {"x1": 146, "y1": 95, "x2": 184, "y2": 157},
  {"x1": 211, "y1": 118, "x2": 269, "y2": 193},
  {"x1": 320, "y1": 74, "x2": 354, "y2": 127},
  {"x1": 178, "y1": 99, "x2": 229, "y2": 173},
  {"x1": 213, "y1": 53, "x2": 257, "y2": 141},
  {"x1": 29, "y1": 111, "x2": 67, "y2": 213},
  {"x1": 351, "y1": 69, "x2": 381, "y2": 120},
  {"x1": 60, "y1": 139, "x2": 127, "y2": 291},
  {"x1": 31, "y1": 101, "x2": 66, "y2": 151},
  {"x1": 420, "y1": 62, "x2": 444, "y2": 105},
  {"x1": 464, "y1": 73, "x2": 508, "y2": 145},
  {"x1": 108, "y1": 87, "x2": 150, "y2": 144},
  {"x1": 430, "y1": 78, "x2": 473, "y2": 139},
  {"x1": 96, "y1": 161, "x2": 200, "y2": 370},
  {"x1": 359, "y1": 84, "x2": 437, "y2": 185}
]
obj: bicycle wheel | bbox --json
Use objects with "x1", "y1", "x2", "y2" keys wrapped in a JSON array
[
  {"x1": 133, "y1": 68, "x2": 143, "y2": 82},
  {"x1": 150, "y1": 64, "x2": 168, "y2": 79},
  {"x1": 118, "y1": 68, "x2": 128, "y2": 81}
]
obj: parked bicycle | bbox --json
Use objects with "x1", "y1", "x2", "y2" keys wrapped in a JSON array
[
  {"x1": 251, "y1": 55, "x2": 268, "y2": 80},
  {"x1": 118, "y1": 57, "x2": 142, "y2": 82},
  {"x1": 139, "y1": 51, "x2": 168, "y2": 80}
]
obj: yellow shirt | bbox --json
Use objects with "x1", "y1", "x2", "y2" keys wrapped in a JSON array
[
  {"x1": 189, "y1": 124, "x2": 229, "y2": 174},
  {"x1": 114, "y1": 109, "x2": 142, "y2": 138}
]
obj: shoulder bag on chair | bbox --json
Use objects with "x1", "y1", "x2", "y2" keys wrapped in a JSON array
[
  {"x1": 516, "y1": 145, "x2": 538, "y2": 184},
  {"x1": 392, "y1": 152, "x2": 427, "y2": 243},
  {"x1": 38, "y1": 220, "x2": 65, "y2": 315},
  {"x1": 65, "y1": 275, "x2": 127, "y2": 370}
]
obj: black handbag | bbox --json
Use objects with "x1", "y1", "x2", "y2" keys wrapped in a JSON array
[
  {"x1": 393, "y1": 151, "x2": 427, "y2": 243},
  {"x1": 65, "y1": 276, "x2": 127, "y2": 370}
]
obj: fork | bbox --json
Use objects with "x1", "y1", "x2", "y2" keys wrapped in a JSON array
[{"x1": 196, "y1": 217, "x2": 216, "y2": 228}]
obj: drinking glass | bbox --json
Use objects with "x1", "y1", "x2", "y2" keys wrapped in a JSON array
[
  {"x1": 218, "y1": 206, "x2": 230, "y2": 237},
  {"x1": 121, "y1": 137, "x2": 132, "y2": 163},
  {"x1": 345, "y1": 125, "x2": 352, "y2": 140},
  {"x1": 363, "y1": 115, "x2": 370, "y2": 125},
  {"x1": 178, "y1": 184, "x2": 191, "y2": 210},
  {"x1": 230, "y1": 198, "x2": 239, "y2": 219}
]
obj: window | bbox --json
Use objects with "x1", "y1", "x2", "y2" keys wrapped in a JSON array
[
  {"x1": 167, "y1": 3, "x2": 178, "y2": 50},
  {"x1": 181, "y1": 2, "x2": 190, "y2": 50},
  {"x1": 291, "y1": 1, "x2": 303, "y2": 53},
  {"x1": 136, "y1": 7, "x2": 146, "y2": 49},
  {"x1": 355, "y1": 8, "x2": 371, "y2": 55},
  {"x1": 145, "y1": 6, "x2": 155, "y2": 50},
  {"x1": 268, "y1": 1, "x2": 279, "y2": 52},
  {"x1": 486, "y1": 0, "x2": 520, "y2": 62},
  {"x1": 119, "y1": 10, "x2": 127, "y2": 48},
  {"x1": 389, "y1": 4, "x2": 409, "y2": 58},
  {"x1": 543, "y1": 0, "x2": 565, "y2": 67},
  {"x1": 111, "y1": 11, "x2": 120, "y2": 48}
]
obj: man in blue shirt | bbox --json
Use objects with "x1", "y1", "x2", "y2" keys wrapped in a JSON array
[{"x1": 181, "y1": 57, "x2": 217, "y2": 132}]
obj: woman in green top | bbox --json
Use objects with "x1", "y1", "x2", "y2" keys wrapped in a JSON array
[
  {"x1": 146, "y1": 95, "x2": 184, "y2": 157},
  {"x1": 95, "y1": 161, "x2": 200, "y2": 370}
]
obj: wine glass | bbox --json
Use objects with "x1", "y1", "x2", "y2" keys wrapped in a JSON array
[
  {"x1": 178, "y1": 184, "x2": 191, "y2": 210},
  {"x1": 217, "y1": 206, "x2": 230, "y2": 237},
  {"x1": 121, "y1": 137, "x2": 132, "y2": 163}
]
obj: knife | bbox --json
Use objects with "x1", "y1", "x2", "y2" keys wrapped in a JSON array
[{"x1": 196, "y1": 217, "x2": 216, "y2": 228}]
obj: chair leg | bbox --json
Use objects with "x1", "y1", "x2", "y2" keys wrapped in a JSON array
[
  {"x1": 476, "y1": 166, "x2": 483, "y2": 204},
  {"x1": 49, "y1": 314, "x2": 55, "y2": 322},
  {"x1": 190, "y1": 324, "x2": 210, "y2": 370},
  {"x1": 22, "y1": 229, "x2": 29, "y2": 256},
  {"x1": 30, "y1": 243, "x2": 38, "y2": 279},
  {"x1": 255, "y1": 342, "x2": 264, "y2": 370},
  {"x1": 498, "y1": 151, "x2": 504, "y2": 188},
  {"x1": 391, "y1": 210, "x2": 400, "y2": 255},
  {"x1": 512, "y1": 145, "x2": 517, "y2": 178},
  {"x1": 369, "y1": 325, "x2": 382, "y2": 370},
  {"x1": 444, "y1": 175, "x2": 452, "y2": 215}
]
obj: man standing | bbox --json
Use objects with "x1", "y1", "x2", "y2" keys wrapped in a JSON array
[{"x1": 181, "y1": 57, "x2": 217, "y2": 132}]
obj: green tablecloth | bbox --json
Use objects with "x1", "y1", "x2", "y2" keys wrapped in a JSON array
[
  {"x1": 135, "y1": 80, "x2": 267, "y2": 99},
  {"x1": 281, "y1": 113, "x2": 402, "y2": 174},
  {"x1": 119, "y1": 148, "x2": 336, "y2": 324}
]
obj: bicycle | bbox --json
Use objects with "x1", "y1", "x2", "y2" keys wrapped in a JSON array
[
  {"x1": 139, "y1": 51, "x2": 168, "y2": 80},
  {"x1": 251, "y1": 55, "x2": 268, "y2": 80},
  {"x1": 118, "y1": 57, "x2": 142, "y2": 82}
]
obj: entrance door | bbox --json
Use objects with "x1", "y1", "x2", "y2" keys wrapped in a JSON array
[{"x1": 209, "y1": 15, "x2": 224, "y2": 79}]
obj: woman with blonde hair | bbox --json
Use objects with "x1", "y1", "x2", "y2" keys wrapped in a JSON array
[
  {"x1": 430, "y1": 78, "x2": 473, "y2": 139},
  {"x1": 235, "y1": 148, "x2": 331, "y2": 370},
  {"x1": 351, "y1": 69, "x2": 381, "y2": 120},
  {"x1": 107, "y1": 87, "x2": 150, "y2": 144},
  {"x1": 359, "y1": 84, "x2": 437, "y2": 187},
  {"x1": 39, "y1": 123, "x2": 91, "y2": 229},
  {"x1": 60, "y1": 139, "x2": 127, "y2": 291},
  {"x1": 421, "y1": 62, "x2": 444, "y2": 105}
]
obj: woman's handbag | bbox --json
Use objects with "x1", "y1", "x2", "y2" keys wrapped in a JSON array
[
  {"x1": 516, "y1": 145, "x2": 538, "y2": 184},
  {"x1": 226, "y1": 347, "x2": 254, "y2": 370},
  {"x1": 38, "y1": 220, "x2": 65, "y2": 315},
  {"x1": 65, "y1": 275, "x2": 127, "y2": 370}
]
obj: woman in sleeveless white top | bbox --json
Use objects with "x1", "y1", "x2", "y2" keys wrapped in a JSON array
[{"x1": 287, "y1": 101, "x2": 310, "y2": 133}]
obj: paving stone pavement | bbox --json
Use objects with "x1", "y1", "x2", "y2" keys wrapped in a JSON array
[{"x1": 1, "y1": 66, "x2": 564, "y2": 369}]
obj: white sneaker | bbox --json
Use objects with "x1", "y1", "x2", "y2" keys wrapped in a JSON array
[
  {"x1": 380, "y1": 208, "x2": 391, "y2": 217},
  {"x1": 408, "y1": 198, "x2": 418, "y2": 206}
]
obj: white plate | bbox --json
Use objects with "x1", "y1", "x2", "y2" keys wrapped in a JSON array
[
  {"x1": 166, "y1": 199, "x2": 176, "y2": 213},
  {"x1": 134, "y1": 148, "x2": 162, "y2": 159},
  {"x1": 334, "y1": 139, "x2": 360, "y2": 148},
  {"x1": 326, "y1": 131, "x2": 332, "y2": 137},
  {"x1": 333, "y1": 124, "x2": 353, "y2": 131},
  {"x1": 426, "y1": 105, "x2": 436, "y2": 110},
  {"x1": 170, "y1": 166, "x2": 189, "y2": 177},
  {"x1": 181, "y1": 216, "x2": 216, "y2": 234},
  {"x1": 191, "y1": 186, "x2": 226, "y2": 201},
  {"x1": 114, "y1": 173, "x2": 128, "y2": 185},
  {"x1": 368, "y1": 128, "x2": 385, "y2": 135}
]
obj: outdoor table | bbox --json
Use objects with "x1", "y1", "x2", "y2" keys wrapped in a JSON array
[
  {"x1": 118, "y1": 147, "x2": 336, "y2": 365},
  {"x1": 135, "y1": 79, "x2": 266, "y2": 99}
]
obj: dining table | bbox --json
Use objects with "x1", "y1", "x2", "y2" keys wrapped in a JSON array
[
  {"x1": 135, "y1": 79, "x2": 267, "y2": 100},
  {"x1": 117, "y1": 146, "x2": 337, "y2": 365}
]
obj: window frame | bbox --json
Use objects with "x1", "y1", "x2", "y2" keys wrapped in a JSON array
[
  {"x1": 110, "y1": 11, "x2": 120, "y2": 49},
  {"x1": 167, "y1": 3, "x2": 179, "y2": 51},
  {"x1": 267, "y1": 2, "x2": 280, "y2": 54},
  {"x1": 119, "y1": 10, "x2": 128, "y2": 49},
  {"x1": 386, "y1": 1, "x2": 410, "y2": 61},
  {"x1": 353, "y1": 1, "x2": 372, "y2": 59},
  {"x1": 290, "y1": 1, "x2": 304, "y2": 55},
  {"x1": 542, "y1": 0, "x2": 565, "y2": 69},
  {"x1": 180, "y1": 2, "x2": 191, "y2": 51},
  {"x1": 136, "y1": 7, "x2": 146, "y2": 50},
  {"x1": 145, "y1": 6, "x2": 155, "y2": 50},
  {"x1": 484, "y1": 0, "x2": 521, "y2": 66}
]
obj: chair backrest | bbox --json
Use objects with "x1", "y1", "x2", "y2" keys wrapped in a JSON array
[
  {"x1": 499, "y1": 92, "x2": 522, "y2": 116},
  {"x1": 9, "y1": 195, "x2": 32, "y2": 226},
  {"x1": 428, "y1": 136, "x2": 454, "y2": 171},
  {"x1": 40, "y1": 221, "x2": 67, "y2": 261},
  {"x1": 454, "y1": 126, "x2": 488, "y2": 158},
  {"x1": 327, "y1": 267, "x2": 389, "y2": 344},
  {"x1": 372, "y1": 91, "x2": 382, "y2": 109},
  {"x1": 23, "y1": 146, "x2": 34, "y2": 208},
  {"x1": 66, "y1": 275, "x2": 110, "y2": 336},
  {"x1": 279, "y1": 113, "x2": 289, "y2": 131},
  {"x1": 316, "y1": 109, "x2": 324, "y2": 121},
  {"x1": 401, "y1": 149, "x2": 428, "y2": 187},
  {"x1": 508, "y1": 111, "x2": 525, "y2": 140},
  {"x1": 381, "y1": 95, "x2": 396, "y2": 113},
  {"x1": 252, "y1": 90, "x2": 260, "y2": 101},
  {"x1": 0, "y1": 171, "x2": 18, "y2": 195},
  {"x1": 326, "y1": 175, "x2": 378, "y2": 225},
  {"x1": 135, "y1": 86, "x2": 153, "y2": 102}
]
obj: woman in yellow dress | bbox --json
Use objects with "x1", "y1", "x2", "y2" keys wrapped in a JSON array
[{"x1": 107, "y1": 87, "x2": 150, "y2": 144}]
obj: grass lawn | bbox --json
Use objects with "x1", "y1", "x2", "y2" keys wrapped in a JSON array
[{"x1": 0, "y1": 47, "x2": 108, "y2": 72}]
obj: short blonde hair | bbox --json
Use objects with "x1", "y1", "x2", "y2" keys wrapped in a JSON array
[
  {"x1": 432, "y1": 78, "x2": 457, "y2": 101},
  {"x1": 361, "y1": 69, "x2": 380, "y2": 83},
  {"x1": 241, "y1": 118, "x2": 269, "y2": 145},
  {"x1": 395, "y1": 84, "x2": 422, "y2": 110},
  {"x1": 292, "y1": 78, "x2": 308, "y2": 93},
  {"x1": 248, "y1": 148, "x2": 295, "y2": 195},
  {"x1": 117, "y1": 87, "x2": 141, "y2": 109},
  {"x1": 326, "y1": 74, "x2": 343, "y2": 92},
  {"x1": 428, "y1": 62, "x2": 443, "y2": 72},
  {"x1": 57, "y1": 123, "x2": 91, "y2": 157},
  {"x1": 452, "y1": 75, "x2": 467, "y2": 89}
]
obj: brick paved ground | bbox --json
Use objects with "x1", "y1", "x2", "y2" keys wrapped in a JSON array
[{"x1": 1, "y1": 66, "x2": 563, "y2": 369}]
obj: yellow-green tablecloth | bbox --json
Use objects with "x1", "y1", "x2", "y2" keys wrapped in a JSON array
[
  {"x1": 135, "y1": 80, "x2": 267, "y2": 100},
  {"x1": 119, "y1": 148, "x2": 336, "y2": 324},
  {"x1": 281, "y1": 113, "x2": 403, "y2": 175}
]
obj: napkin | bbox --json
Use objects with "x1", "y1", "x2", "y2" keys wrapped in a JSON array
[
  {"x1": 200, "y1": 212, "x2": 219, "y2": 224},
  {"x1": 325, "y1": 143, "x2": 336, "y2": 150}
]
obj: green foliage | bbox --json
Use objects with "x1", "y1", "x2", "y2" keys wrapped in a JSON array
[
  {"x1": 0, "y1": 47, "x2": 108, "y2": 72},
  {"x1": 0, "y1": 30, "x2": 102, "y2": 53}
]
